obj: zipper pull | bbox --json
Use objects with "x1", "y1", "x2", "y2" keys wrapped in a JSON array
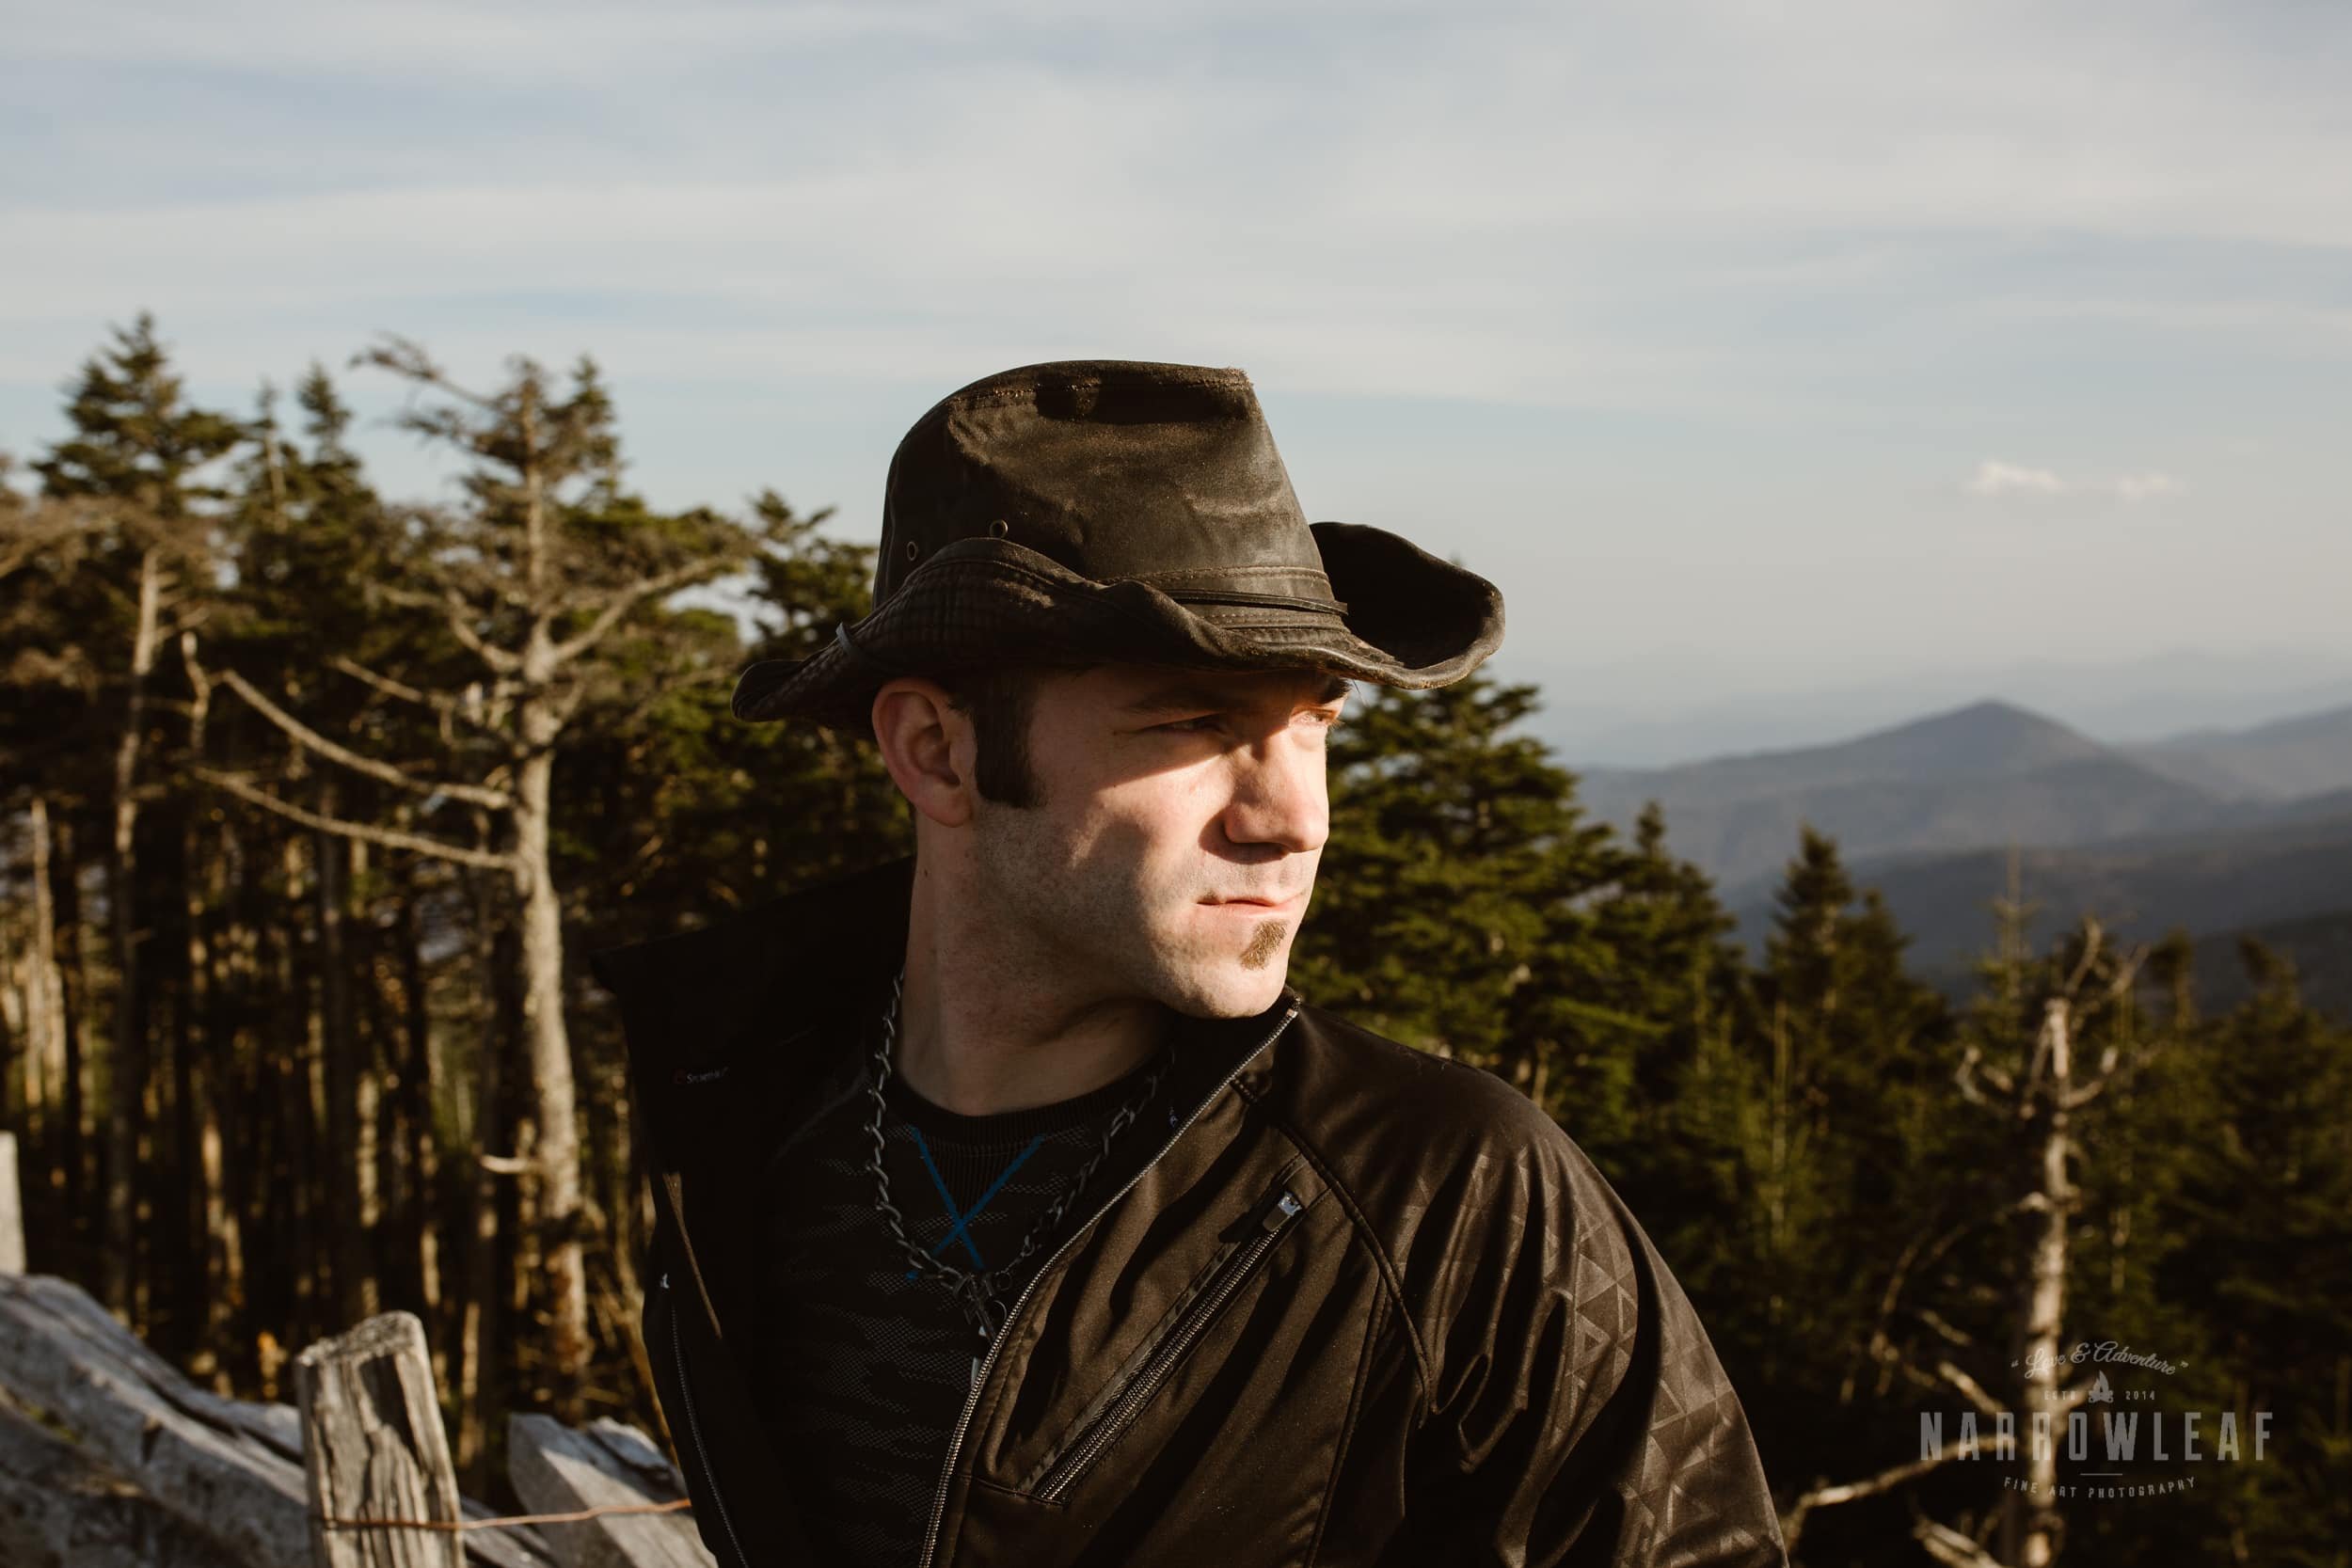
[
  {"x1": 1259, "y1": 1188, "x2": 1302, "y2": 1232},
  {"x1": 659, "y1": 1271, "x2": 671, "y2": 1290}
]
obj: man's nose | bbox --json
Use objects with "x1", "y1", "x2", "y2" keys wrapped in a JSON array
[{"x1": 1220, "y1": 736, "x2": 1329, "y2": 856}]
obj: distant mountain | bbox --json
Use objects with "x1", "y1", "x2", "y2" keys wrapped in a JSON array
[
  {"x1": 1509, "y1": 646, "x2": 2352, "y2": 768},
  {"x1": 1724, "y1": 805, "x2": 2352, "y2": 1013},
  {"x1": 2122, "y1": 702, "x2": 2352, "y2": 801},
  {"x1": 1579, "y1": 700, "x2": 2228, "y2": 891},
  {"x1": 1549, "y1": 689, "x2": 2352, "y2": 1022},
  {"x1": 2259, "y1": 784, "x2": 2352, "y2": 825}
]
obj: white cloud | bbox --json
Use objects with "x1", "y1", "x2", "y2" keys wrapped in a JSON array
[
  {"x1": 1964, "y1": 460, "x2": 2070, "y2": 497},
  {"x1": 0, "y1": 1, "x2": 2346, "y2": 441},
  {"x1": 2110, "y1": 471, "x2": 2185, "y2": 502},
  {"x1": 1963, "y1": 460, "x2": 2185, "y2": 502}
]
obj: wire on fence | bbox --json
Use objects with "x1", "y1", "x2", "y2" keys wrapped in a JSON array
[{"x1": 315, "y1": 1498, "x2": 693, "y2": 1531}]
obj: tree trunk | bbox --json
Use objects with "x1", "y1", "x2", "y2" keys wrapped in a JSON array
[
  {"x1": 24, "y1": 798, "x2": 68, "y2": 1221},
  {"x1": 2008, "y1": 996, "x2": 2074, "y2": 1568},
  {"x1": 166, "y1": 630, "x2": 215, "y2": 1358},
  {"x1": 102, "y1": 543, "x2": 165, "y2": 1320},
  {"x1": 454, "y1": 862, "x2": 510, "y2": 1477},
  {"x1": 278, "y1": 827, "x2": 319, "y2": 1345},
  {"x1": 392, "y1": 845, "x2": 443, "y2": 1361},
  {"x1": 195, "y1": 804, "x2": 242, "y2": 1383},
  {"x1": 198, "y1": 1043, "x2": 241, "y2": 1391},
  {"x1": 167, "y1": 788, "x2": 207, "y2": 1362},
  {"x1": 52, "y1": 811, "x2": 91, "y2": 1276},
  {"x1": 352, "y1": 834, "x2": 384, "y2": 1278},
  {"x1": 362, "y1": 924, "x2": 405, "y2": 1306},
  {"x1": 513, "y1": 711, "x2": 588, "y2": 1424},
  {"x1": 25, "y1": 798, "x2": 64, "y2": 1120},
  {"x1": 316, "y1": 773, "x2": 376, "y2": 1327}
]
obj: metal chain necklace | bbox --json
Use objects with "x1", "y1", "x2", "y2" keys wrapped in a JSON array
[{"x1": 863, "y1": 963, "x2": 1178, "y2": 1386}]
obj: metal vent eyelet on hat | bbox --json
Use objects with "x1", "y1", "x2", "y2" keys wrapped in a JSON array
[
  {"x1": 988, "y1": 518, "x2": 1009, "y2": 538},
  {"x1": 906, "y1": 540, "x2": 920, "y2": 561}
]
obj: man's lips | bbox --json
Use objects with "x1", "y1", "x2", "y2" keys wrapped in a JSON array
[{"x1": 1202, "y1": 892, "x2": 1304, "y2": 909}]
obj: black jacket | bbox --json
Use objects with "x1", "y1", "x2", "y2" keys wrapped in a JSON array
[{"x1": 588, "y1": 853, "x2": 1789, "y2": 1567}]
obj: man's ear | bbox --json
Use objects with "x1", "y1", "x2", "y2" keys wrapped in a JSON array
[{"x1": 873, "y1": 676, "x2": 975, "y2": 830}]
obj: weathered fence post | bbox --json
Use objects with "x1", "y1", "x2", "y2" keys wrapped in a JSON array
[
  {"x1": 0, "y1": 1130, "x2": 23, "y2": 1275},
  {"x1": 509, "y1": 1413, "x2": 714, "y2": 1568},
  {"x1": 294, "y1": 1310, "x2": 466, "y2": 1568}
]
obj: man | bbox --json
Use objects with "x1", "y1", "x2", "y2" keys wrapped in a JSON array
[{"x1": 588, "y1": 360, "x2": 1788, "y2": 1567}]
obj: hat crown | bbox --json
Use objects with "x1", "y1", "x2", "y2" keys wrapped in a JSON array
[{"x1": 877, "y1": 360, "x2": 1339, "y2": 610}]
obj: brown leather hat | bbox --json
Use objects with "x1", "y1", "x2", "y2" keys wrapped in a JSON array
[{"x1": 731, "y1": 359, "x2": 1505, "y2": 738}]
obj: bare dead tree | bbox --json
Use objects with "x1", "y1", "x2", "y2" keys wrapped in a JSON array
[
  {"x1": 184, "y1": 337, "x2": 772, "y2": 1420},
  {"x1": 1779, "y1": 913, "x2": 2150, "y2": 1567},
  {"x1": 99, "y1": 506, "x2": 215, "y2": 1320}
]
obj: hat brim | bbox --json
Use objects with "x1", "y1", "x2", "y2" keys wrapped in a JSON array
[{"x1": 730, "y1": 521, "x2": 1504, "y2": 738}]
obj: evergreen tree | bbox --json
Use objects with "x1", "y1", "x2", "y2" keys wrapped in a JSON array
[
  {"x1": 34, "y1": 312, "x2": 243, "y2": 515},
  {"x1": 560, "y1": 486, "x2": 909, "y2": 928},
  {"x1": 2141, "y1": 942, "x2": 2352, "y2": 1566},
  {"x1": 1289, "y1": 668, "x2": 1593, "y2": 1070},
  {"x1": 1290, "y1": 667, "x2": 1751, "y2": 1175},
  {"x1": 1669, "y1": 827, "x2": 1959, "y2": 1562},
  {"x1": 32, "y1": 314, "x2": 244, "y2": 1320},
  {"x1": 199, "y1": 365, "x2": 434, "y2": 1357},
  {"x1": 1585, "y1": 800, "x2": 1754, "y2": 1188}
]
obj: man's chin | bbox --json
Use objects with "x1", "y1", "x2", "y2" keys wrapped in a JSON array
[{"x1": 1163, "y1": 958, "x2": 1293, "y2": 1021}]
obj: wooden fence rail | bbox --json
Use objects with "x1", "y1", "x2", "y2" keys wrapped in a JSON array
[{"x1": 0, "y1": 1130, "x2": 707, "y2": 1568}]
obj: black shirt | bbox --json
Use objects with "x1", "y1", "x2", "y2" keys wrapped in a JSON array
[{"x1": 746, "y1": 1017, "x2": 1183, "y2": 1568}]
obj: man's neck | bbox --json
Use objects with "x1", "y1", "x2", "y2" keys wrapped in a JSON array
[{"x1": 892, "y1": 865, "x2": 1175, "y2": 1118}]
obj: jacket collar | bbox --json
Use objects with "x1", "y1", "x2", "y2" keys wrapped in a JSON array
[{"x1": 588, "y1": 853, "x2": 916, "y2": 1173}]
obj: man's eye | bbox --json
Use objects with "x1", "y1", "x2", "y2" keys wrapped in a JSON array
[{"x1": 1158, "y1": 713, "x2": 1340, "y2": 734}]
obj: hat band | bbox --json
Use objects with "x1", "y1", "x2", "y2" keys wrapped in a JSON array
[
  {"x1": 1159, "y1": 587, "x2": 1349, "y2": 616},
  {"x1": 834, "y1": 621, "x2": 909, "y2": 674}
]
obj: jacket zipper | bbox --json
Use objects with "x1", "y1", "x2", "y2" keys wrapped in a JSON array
[
  {"x1": 1031, "y1": 1184, "x2": 1305, "y2": 1503},
  {"x1": 661, "y1": 1270, "x2": 752, "y2": 1568},
  {"x1": 917, "y1": 996, "x2": 1302, "y2": 1568}
]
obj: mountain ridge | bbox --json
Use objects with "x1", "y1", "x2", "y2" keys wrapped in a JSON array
[{"x1": 1574, "y1": 698, "x2": 2233, "y2": 891}]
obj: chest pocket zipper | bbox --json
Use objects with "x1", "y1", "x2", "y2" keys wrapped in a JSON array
[
  {"x1": 660, "y1": 1271, "x2": 752, "y2": 1568},
  {"x1": 1031, "y1": 1185, "x2": 1306, "y2": 1504}
]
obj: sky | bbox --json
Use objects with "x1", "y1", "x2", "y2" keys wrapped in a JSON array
[{"x1": 5, "y1": 0, "x2": 2349, "y2": 761}]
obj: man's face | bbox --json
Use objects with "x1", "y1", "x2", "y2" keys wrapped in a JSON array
[{"x1": 908, "y1": 662, "x2": 1351, "y2": 1021}]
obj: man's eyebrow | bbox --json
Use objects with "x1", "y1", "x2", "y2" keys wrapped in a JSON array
[
  {"x1": 1308, "y1": 673, "x2": 1355, "y2": 706},
  {"x1": 1120, "y1": 673, "x2": 1355, "y2": 717}
]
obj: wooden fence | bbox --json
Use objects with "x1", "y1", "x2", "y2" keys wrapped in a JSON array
[{"x1": 0, "y1": 1131, "x2": 713, "y2": 1568}]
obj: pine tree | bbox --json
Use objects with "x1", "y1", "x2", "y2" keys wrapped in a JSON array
[
  {"x1": 1290, "y1": 666, "x2": 1752, "y2": 1176},
  {"x1": 2143, "y1": 942, "x2": 2352, "y2": 1566},
  {"x1": 1586, "y1": 800, "x2": 1753, "y2": 1187},
  {"x1": 1290, "y1": 669, "x2": 1581, "y2": 1066},
  {"x1": 561, "y1": 486, "x2": 909, "y2": 923},
  {"x1": 34, "y1": 312, "x2": 243, "y2": 515},
  {"x1": 200, "y1": 365, "x2": 429, "y2": 1359},
  {"x1": 1672, "y1": 827, "x2": 1960, "y2": 1560},
  {"x1": 33, "y1": 314, "x2": 243, "y2": 1321}
]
